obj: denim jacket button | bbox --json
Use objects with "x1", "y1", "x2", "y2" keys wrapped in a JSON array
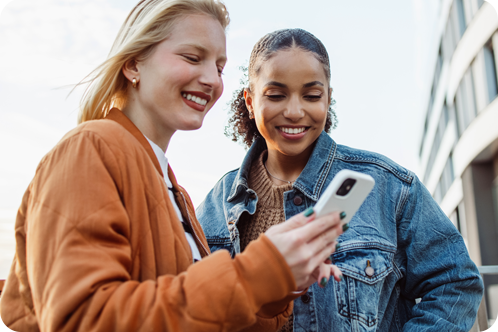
[
  {"x1": 301, "y1": 293, "x2": 310, "y2": 303},
  {"x1": 365, "y1": 260, "x2": 375, "y2": 277},
  {"x1": 293, "y1": 195, "x2": 303, "y2": 206}
]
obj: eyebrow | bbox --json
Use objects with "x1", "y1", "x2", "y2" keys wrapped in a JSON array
[
  {"x1": 181, "y1": 43, "x2": 227, "y2": 62},
  {"x1": 303, "y1": 81, "x2": 324, "y2": 88},
  {"x1": 264, "y1": 81, "x2": 325, "y2": 88}
]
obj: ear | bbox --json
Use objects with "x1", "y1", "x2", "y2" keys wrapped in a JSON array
[
  {"x1": 328, "y1": 87, "x2": 333, "y2": 105},
  {"x1": 244, "y1": 88, "x2": 254, "y2": 112},
  {"x1": 122, "y1": 58, "x2": 140, "y2": 84}
]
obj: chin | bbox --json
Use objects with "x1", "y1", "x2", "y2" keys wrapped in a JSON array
[{"x1": 179, "y1": 118, "x2": 204, "y2": 131}]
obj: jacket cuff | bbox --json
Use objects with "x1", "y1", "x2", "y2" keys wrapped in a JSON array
[
  {"x1": 233, "y1": 234, "x2": 296, "y2": 310},
  {"x1": 257, "y1": 289, "x2": 304, "y2": 318}
]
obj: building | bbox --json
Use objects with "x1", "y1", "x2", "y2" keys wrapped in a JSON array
[{"x1": 419, "y1": 0, "x2": 498, "y2": 325}]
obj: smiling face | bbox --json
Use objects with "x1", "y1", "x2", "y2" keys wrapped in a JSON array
[
  {"x1": 244, "y1": 48, "x2": 330, "y2": 158},
  {"x1": 123, "y1": 14, "x2": 226, "y2": 148}
]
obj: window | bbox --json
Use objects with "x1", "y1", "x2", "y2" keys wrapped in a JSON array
[
  {"x1": 433, "y1": 155, "x2": 455, "y2": 203},
  {"x1": 443, "y1": 2, "x2": 467, "y2": 60},
  {"x1": 483, "y1": 39, "x2": 498, "y2": 105},
  {"x1": 454, "y1": 67, "x2": 477, "y2": 136},
  {"x1": 420, "y1": 45, "x2": 444, "y2": 158},
  {"x1": 423, "y1": 104, "x2": 450, "y2": 184},
  {"x1": 455, "y1": 0, "x2": 467, "y2": 38},
  {"x1": 449, "y1": 202, "x2": 468, "y2": 239},
  {"x1": 441, "y1": 155, "x2": 455, "y2": 196},
  {"x1": 493, "y1": 178, "x2": 498, "y2": 235},
  {"x1": 434, "y1": 182, "x2": 443, "y2": 204},
  {"x1": 420, "y1": 119, "x2": 428, "y2": 157}
]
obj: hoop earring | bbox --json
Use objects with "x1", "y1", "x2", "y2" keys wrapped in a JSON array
[{"x1": 132, "y1": 78, "x2": 138, "y2": 88}]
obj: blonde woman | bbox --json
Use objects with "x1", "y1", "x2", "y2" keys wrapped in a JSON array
[{"x1": 0, "y1": 1, "x2": 344, "y2": 331}]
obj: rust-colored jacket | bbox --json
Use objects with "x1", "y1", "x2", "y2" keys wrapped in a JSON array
[{"x1": 0, "y1": 109, "x2": 296, "y2": 332}]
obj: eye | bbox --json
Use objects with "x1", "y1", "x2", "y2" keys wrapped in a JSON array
[
  {"x1": 183, "y1": 55, "x2": 199, "y2": 62},
  {"x1": 304, "y1": 94, "x2": 322, "y2": 101},
  {"x1": 264, "y1": 93, "x2": 286, "y2": 101},
  {"x1": 218, "y1": 66, "x2": 224, "y2": 76}
]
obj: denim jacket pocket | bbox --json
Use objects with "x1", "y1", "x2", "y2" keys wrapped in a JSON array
[
  {"x1": 333, "y1": 244, "x2": 395, "y2": 330},
  {"x1": 205, "y1": 235, "x2": 236, "y2": 257}
]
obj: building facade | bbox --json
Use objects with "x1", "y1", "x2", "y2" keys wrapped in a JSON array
[{"x1": 419, "y1": 0, "x2": 498, "y2": 323}]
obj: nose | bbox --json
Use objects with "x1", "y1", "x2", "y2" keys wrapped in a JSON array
[
  {"x1": 199, "y1": 63, "x2": 222, "y2": 91},
  {"x1": 283, "y1": 95, "x2": 305, "y2": 122}
]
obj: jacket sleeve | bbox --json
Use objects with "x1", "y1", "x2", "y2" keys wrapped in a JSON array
[
  {"x1": 397, "y1": 175, "x2": 483, "y2": 331},
  {"x1": 25, "y1": 131, "x2": 296, "y2": 332}
]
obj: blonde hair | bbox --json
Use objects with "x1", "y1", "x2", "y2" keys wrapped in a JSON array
[{"x1": 77, "y1": 0, "x2": 230, "y2": 123}]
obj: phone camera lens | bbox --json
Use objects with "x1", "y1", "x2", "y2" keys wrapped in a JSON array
[{"x1": 336, "y1": 178, "x2": 357, "y2": 196}]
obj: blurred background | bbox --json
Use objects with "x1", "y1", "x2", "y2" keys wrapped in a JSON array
[{"x1": 0, "y1": 0, "x2": 497, "y2": 330}]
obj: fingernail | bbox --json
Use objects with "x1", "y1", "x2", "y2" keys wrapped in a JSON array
[
  {"x1": 340, "y1": 211, "x2": 347, "y2": 220},
  {"x1": 320, "y1": 277, "x2": 328, "y2": 287},
  {"x1": 342, "y1": 223, "x2": 349, "y2": 232},
  {"x1": 339, "y1": 275, "x2": 343, "y2": 282},
  {"x1": 336, "y1": 243, "x2": 341, "y2": 251},
  {"x1": 304, "y1": 207, "x2": 314, "y2": 217}
]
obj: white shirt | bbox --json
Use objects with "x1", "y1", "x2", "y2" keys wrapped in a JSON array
[{"x1": 145, "y1": 137, "x2": 202, "y2": 262}]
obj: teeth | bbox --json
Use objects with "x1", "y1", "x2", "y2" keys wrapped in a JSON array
[
  {"x1": 280, "y1": 127, "x2": 306, "y2": 134},
  {"x1": 183, "y1": 93, "x2": 208, "y2": 106}
]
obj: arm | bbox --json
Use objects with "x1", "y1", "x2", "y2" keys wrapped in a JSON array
[
  {"x1": 27, "y1": 131, "x2": 296, "y2": 332},
  {"x1": 197, "y1": 175, "x2": 301, "y2": 331},
  {"x1": 397, "y1": 176, "x2": 483, "y2": 331}
]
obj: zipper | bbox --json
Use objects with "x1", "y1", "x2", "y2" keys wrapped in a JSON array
[{"x1": 180, "y1": 192, "x2": 210, "y2": 257}]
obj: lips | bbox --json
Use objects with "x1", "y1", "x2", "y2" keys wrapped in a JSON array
[
  {"x1": 182, "y1": 91, "x2": 211, "y2": 112},
  {"x1": 277, "y1": 126, "x2": 310, "y2": 140}
]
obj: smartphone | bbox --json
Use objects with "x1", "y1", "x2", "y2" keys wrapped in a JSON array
[{"x1": 313, "y1": 169, "x2": 375, "y2": 223}]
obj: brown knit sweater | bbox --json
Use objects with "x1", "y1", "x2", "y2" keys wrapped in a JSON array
[{"x1": 238, "y1": 151, "x2": 294, "y2": 332}]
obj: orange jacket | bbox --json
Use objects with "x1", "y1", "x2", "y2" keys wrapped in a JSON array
[{"x1": 0, "y1": 109, "x2": 297, "y2": 332}]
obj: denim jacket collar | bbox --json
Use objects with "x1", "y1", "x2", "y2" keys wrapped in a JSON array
[{"x1": 227, "y1": 131, "x2": 337, "y2": 202}]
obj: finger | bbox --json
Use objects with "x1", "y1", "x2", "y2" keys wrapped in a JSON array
[
  {"x1": 304, "y1": 223, "x2": 342, "y2": 259},
  {"x1": 323, "y1": 241, "x2": 337, "y2": 264},
  {"x1": 330, "y1": 264, "x2": 343, "y2": 282},
  {"x1": 279, "y1": 207, "x2": 316, "y2": 232},
  {"x1": 317, "y1": 263, "x2": 330, "y2": 288},
  {"x1": 291, "y1": 211, "x2": 343, "y2": 244},
  {"x1": 310, "y1": 238, "x2": 339, "y2": 272}
]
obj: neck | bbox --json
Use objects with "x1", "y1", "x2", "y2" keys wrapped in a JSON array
[
  {"x1": 265, "y1": 143, "x2": 314, "y2": 185},
  {"x1": 121, "y1": 100, "x2": 174, "y2": 153}
]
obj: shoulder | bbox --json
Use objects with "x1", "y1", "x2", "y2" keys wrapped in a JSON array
[
  {"x1": 57, "y1": 119, "x2": 144, "y2": 159},
  {"x1": 62, "y1": 119, "x2": 138, "y2": 148},
  {"x1": 202, "y1": 168, "x2": 240, "y2": 204},
  {"x1": 334, "y1": 144, "x2": 414, "y2": 185},
  {"x1": 37, "y1": 119, "x2": 146, "y2": 175}
]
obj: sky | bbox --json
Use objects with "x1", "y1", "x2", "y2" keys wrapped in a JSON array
[{"x1": 0, "y1": 0, "x2": 444, "y2": 329}]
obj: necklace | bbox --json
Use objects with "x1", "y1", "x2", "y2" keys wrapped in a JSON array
[{"x1": 264, "y1": 162, "x2": 296, "y2": 184}]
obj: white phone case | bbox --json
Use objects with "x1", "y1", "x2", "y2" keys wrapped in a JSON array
[{"x1": 313, "y1": 169, "x2": 375, "y2": 223}]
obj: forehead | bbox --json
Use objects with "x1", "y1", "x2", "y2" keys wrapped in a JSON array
[
  {"x1": 256, "y1": 49, "x2": 327, "y2": 86},
  {"x1": 162, "y1": 14, "x2": 227, "y2": 59}
]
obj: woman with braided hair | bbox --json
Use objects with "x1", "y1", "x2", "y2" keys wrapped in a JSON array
[{"x1": 197, "y1": 28, "x2": 483, "y2": 331}]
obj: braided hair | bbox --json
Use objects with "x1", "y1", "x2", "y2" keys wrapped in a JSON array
[{"x1": 226, "y1": 28, "x2": 337, "y2": 148}]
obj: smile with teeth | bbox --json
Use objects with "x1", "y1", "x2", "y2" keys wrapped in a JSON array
[
  {"x1": 279, "y1": 127, "x2": 307, "y2": 134},
  {"x1": 182, "y1": 93, "x2": 208, "y2": 106}
]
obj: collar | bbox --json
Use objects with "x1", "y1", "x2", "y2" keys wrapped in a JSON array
[
  {"x1": 228, "y1": 131, "x2": 337, "y2": 202},
  {"x1": 144, "y1": 136, "x2": 171, "y2": 184},
  {"x1": 104, "y1": 108, "x2": 183, "y2": 191}
]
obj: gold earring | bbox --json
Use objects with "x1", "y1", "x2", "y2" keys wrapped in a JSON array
[{"x1": 132, "y1": 78, "x2": 137, "y2": 88}]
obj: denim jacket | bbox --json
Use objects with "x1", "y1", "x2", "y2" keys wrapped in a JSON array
[{"x1": 197, "y1": 132, "x2": 483, "y2": 332}]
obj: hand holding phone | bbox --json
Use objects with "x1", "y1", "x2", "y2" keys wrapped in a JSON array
[{"x1": 314, "y1": 169, "x2": 375, "y2": 223}]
